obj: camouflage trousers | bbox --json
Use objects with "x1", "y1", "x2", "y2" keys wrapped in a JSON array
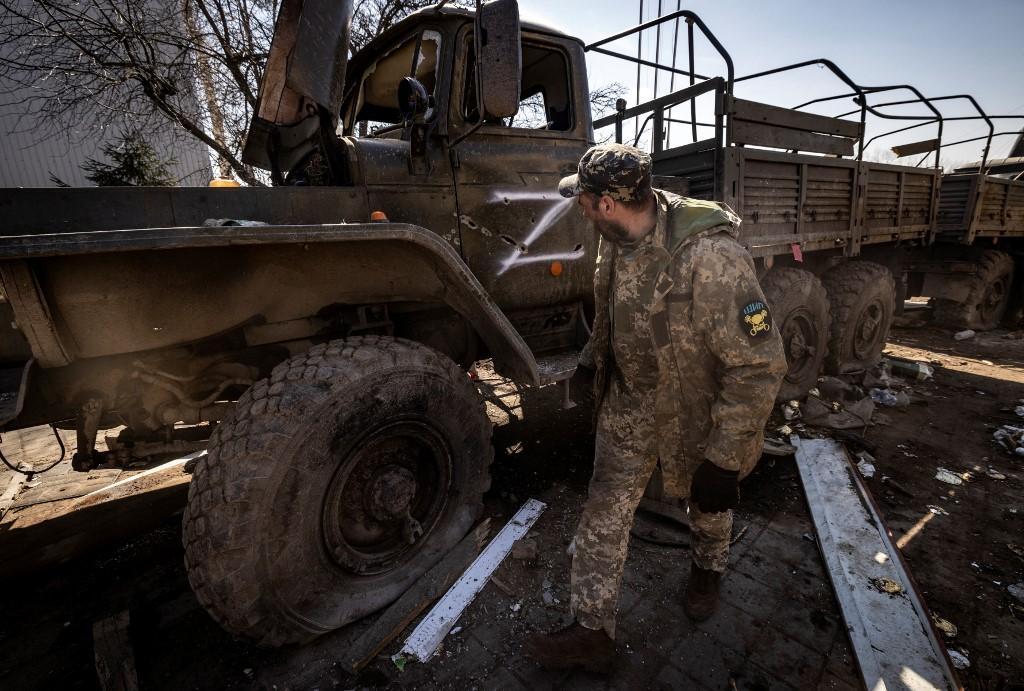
[{"x1": 570, "y1": 381, "x2": 732, "y2": 637}]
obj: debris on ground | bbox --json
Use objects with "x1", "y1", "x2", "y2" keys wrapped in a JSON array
[
  {"x1": 954, "y1": 329, "x2": 976, "y2": 341},
  {"x1": 935, "y1": 468, "x2": 965, "y2": 486},
  {"x1": 93, "y1": 610, "x2": 139, "y2": 691},
  {"x1": 927, "y1": 505, "x2": 950, "y2": 516},
  {"x1": 993, "y1": 425, "x2": 1024, "y2": 455},
  {"x1": 931, "y1": 615, "x2": 958, "y2": 639},
  {"x1": 949, "y1": 649, "x2": 970, "y2": 670},
  {"x1": 856, "y1": 458, "x2": 876, "y2": 479},
  {"x1": 399, "y1": 499, "x2": 545, "y2": 663},
  {"x1": 887, "y1": 359, "x2": 934, "y2": 381},
  {"x1": 1009, "y1": 583, "x2": 1024, "y2": 604},
  {"x1": 793, "y1": 437, "x2": 960, "y2": 691},
  {"x1": 511, "y1": 537, "x2": 538, "y2": 561},
  {"x1": 341, "y1": 520, "x2": 491, "y2": 674}
]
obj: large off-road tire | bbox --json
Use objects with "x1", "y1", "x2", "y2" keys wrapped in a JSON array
[
  {"x1": 822, "y1": 261, "x2": 895, "y2": 374},
  {"x1": 182, "y1": 335, "x2": 492, "y2": 647},
  {"x1": 760, "y1": 268, "x2": 830, "y2": 401},
  {"x1": 933, "y1": 250, "x2": 1015, "y2": 331}
]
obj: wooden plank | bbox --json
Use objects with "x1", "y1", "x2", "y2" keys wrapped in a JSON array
[
  {"x1": 11, "y1": 468, "x2": 121, "y2": 509},
  {"x1": 730, "y1": 97, "x2": 863, "y2": 138},
  {"x1": 792, "y1": 437, "x2": 961, "y2": 691},
  {"x1": 399, "y1": 499, "x2": 546, "y2": 663},
  {"x1": 342, "y1": 519, "x2": 491, "y2": 674},
  {"x1": 892, "y1": 138, "x2": 940, "y2": 157},
  {"x1": 93, "y1": 611, "x2": 139, "y2": 691},
  {"x1": 0, "y1": 469, "x2": 25, "y2": 519},
  {"x1": 732, "y1": 119, "x2": 855, "y2": 157}
]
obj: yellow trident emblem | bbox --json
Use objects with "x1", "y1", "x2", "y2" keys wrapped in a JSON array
[{"x1": 744, "y1": 309, "x2": 771, "y2": 336}]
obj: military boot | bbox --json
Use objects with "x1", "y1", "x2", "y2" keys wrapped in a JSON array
[
  {"x1": 525, "y1": 621, "x2": 616, "y2": 674},
  {"x1": 684, "y1": 562, "x2": 723, "y2": 622}
]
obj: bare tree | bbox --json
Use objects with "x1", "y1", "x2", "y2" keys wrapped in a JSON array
[{"x1": 0, "y1": 0, "x2": 625, "y2": 186}]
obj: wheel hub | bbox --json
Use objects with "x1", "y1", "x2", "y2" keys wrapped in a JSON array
[
  {"x1": 321, "y1": 420, "x2": 451, "y2": 576},
  {"x1": 853, "y1": 302, "x2": 884, "y2": 360},
  {"x1": 781, "y1": 308, "x2": 818, "y2": 383},
  {"x1": 366, "y1": 466, "x2": 418, "y2": 522}
]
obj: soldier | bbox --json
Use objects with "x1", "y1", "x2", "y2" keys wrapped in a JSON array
[{"x1": 528, "y1": 143, "x2": 786, "y2": 673}]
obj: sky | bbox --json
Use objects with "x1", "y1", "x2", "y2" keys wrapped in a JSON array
[{"x1": 517, "y1": 0, "x2": 1024, "y2": 168}]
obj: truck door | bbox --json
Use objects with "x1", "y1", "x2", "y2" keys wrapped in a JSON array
[{"x1": 450, "y1": 28, "x2": 595, "y2": 324}]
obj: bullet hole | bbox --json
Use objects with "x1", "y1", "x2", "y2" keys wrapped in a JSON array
[
  {"x1": 499, "y1": 234, "x2": 518, "y2": 247},
  {"x1": 503, "y1": 197, "x2": 511, "y2": 206},
  {"x1": 572, "y1": 243, "x2": 583, "y2": 252}
]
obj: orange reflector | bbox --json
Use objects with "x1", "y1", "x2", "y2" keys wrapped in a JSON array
[
  {"x1": 370, "y1": 210, "x2": 389, "y2": 222},
  {"x1": 550, "y1": 261, "x2": 563, "y2": 277},
  {"x1": 209, "y1": 178, "x2": 240, "y2": 188}
]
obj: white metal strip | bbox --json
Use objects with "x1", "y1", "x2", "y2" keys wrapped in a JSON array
[
  {"x1": 399, "y1": 498, "x2": 546, "y2": 663},
  {"x1": 792, "y1": 437, "x2": 960, "y2": 691}
]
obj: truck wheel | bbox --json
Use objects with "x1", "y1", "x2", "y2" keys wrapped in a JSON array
[
  {"x1": 760, "y1": 268, "x2": 830, "y2": 401},
  {"x1": 933, "y1": 250, "x2": 1014, "y2": 331},
  {"x1": 823, "y1": 262, "x2": 895, "y2": 374},
  {"x1": 182, "y1": 335, "x2": 491, "y2": 646}
]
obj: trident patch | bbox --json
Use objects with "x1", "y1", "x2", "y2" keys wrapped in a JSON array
[{"x1": 741, "y1": 300, "x2": 772, "y2": 340}]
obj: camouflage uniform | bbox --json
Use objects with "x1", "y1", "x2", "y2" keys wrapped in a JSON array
[{"x1": 560, "y1": 144, "x2": 786, "y2": 637}]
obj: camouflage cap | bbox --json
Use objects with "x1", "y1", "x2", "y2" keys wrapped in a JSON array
[{"x1": 558, "y1": 143, "x2": 653, "y2": 202}]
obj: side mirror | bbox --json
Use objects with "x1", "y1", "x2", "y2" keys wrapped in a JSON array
[
  {"x1": 398, "y1": 77, "x2": 430, "y2": 121},
  {"x1": 476, "y1": 0, "x2": 521, "y2": 119}
]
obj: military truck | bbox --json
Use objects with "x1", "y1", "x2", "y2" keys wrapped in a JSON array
[{"x1": 0, "y1": 0, "x2": 1020, "y2": 645}]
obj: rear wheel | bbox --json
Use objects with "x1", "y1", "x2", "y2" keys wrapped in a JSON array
[
  {"x1": 823, "y1": 261, "x2": 895, "y2": 374},
  {"x1": 760, "y1": 268, "x2": 830, "y2": 401},
  {"x1": 934, "y1": 250, "x2": 1014, "y2": 330},
  {"x1": 182, "y1": 335, "x2": 491, "y2": 646}
]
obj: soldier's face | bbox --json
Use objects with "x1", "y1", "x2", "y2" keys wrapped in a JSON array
[{"x1": 579, "y1": 192, "x2": 631, "y2": 243}]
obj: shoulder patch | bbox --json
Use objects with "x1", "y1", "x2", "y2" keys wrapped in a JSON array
[{"x1": 740, "y1": 299, "x2": 772, "y2": 340}]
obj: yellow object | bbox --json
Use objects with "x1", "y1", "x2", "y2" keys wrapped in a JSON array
[
  {"x1": 370, "y1": 210, "x2": 389, "y2": 222},
  {"x1": 209, "y1": 178, "x2": 240, "y2": 188},
  {"x1": 550, "y1": 261, "x2": 563, "y2": 277}
]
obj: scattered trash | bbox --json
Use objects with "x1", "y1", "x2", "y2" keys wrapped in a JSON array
[
  {"x1": 779, "y1": 424, "x2": 794, "y2": 436},
  {"x1": 1016, "y1": 406, "x2": 1024, "y2": 418},
  {"x1": 449, "y1": 626, "x2": 462, "y2": 636},
  {"x1": 782, "y1": 403, "x2": 800, "y2": 421},
  {"x1": 948, "y1": 649, "x2": 970, "y2": 670},
  {"x1": 399, "y1": 499, "x2": 546, "y2": 663},
  {"x1": 243, "y1": 668, "x2": 254, "y2": 679},
  {"x1": 926, "y1": 505, "x2": 949, "y2": 516},
  {"x1": 986, "y1": 468, "x2": 1007, "y2": 480},
  {"x1": 541, "y1": 578, "x2": 559, "y2": 606},
  {"x1": 869, "y1": 388, "x2": 898, "y2": 407},
  {"x1": 871, "y1": 577, "x2": 903, "y2": 595},
  {"x1": 391, "y1": 653, "x2": 407, "y2": 672},
  {"x1": 763, "y1": 437, "x2": 797, "y2": 456},
  {"x1": 1009, "y1": 583, "x2": 1024, "y2": 604},
  {"x1": 510, "y1": 601, "x2": 522, "y2": 613},
  {"x1": 857, "y1": 459, "x2": 876, "y2": 479},
  {"x1": 512, "y1": 538, "x2": 538, "y2": 561},
  {"x1": 802, "y1": 396, "x2": 874, "y2": 430},
  {"x1": 931, "y1": 615, "x2": 958, "y2": 638},
  {"x1": 953, "y1": 329, "x2": 976, "y2": 341},
  {"x1": 887, "y1": 359, "x2": 934, "y2": 381},
  {"x1": 881, "y1": 476, "x2": 914, "y2": 497},
  {"x1": 981, "y1": 359, "x2": 994, "y2": 366},
  {"x1": 934, "y1": 468, "x2": 964, "y2": 486}
]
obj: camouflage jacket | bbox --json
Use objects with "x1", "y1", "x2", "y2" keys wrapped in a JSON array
[{"x1": 579, "y1": 190, "x2": 786, "y2": 482}]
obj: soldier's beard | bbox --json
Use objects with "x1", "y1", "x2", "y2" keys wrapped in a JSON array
[{"x1": 593, "y1": 219, "x2": 631, "y2": 243}]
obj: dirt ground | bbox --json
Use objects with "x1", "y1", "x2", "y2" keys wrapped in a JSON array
[{"x1": 0, "y1": 323, "x2": 1022, "y2": 690}]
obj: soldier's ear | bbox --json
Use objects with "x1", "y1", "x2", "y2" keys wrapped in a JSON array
[{"x1": 599, "y1": 195, "x2": 615, "y2": 216}]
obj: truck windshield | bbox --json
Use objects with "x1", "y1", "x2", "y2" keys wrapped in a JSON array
[{"x1": 462, "y1": 39, "x2": 572, "y2": 131}]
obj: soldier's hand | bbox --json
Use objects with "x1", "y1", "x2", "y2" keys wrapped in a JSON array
[
  {"x1": 690, "y1": 460, "x2": 739, "y2": 514},
  {"x1": 569, "y1": 364, "x2": 596, "y2": 404}
]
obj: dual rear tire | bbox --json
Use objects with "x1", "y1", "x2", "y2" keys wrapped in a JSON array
[{"x1": 763, "y1": 261, "x2": 895, "y2": 399}]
